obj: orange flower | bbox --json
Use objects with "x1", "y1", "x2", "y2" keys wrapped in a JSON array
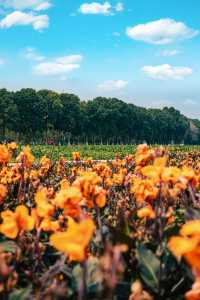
[
  {"x1": 181, "y1": 167, "x2": 198, "y2": 188},
  {"x1": 168, "y1": 220, "x2": 200, "y2": 272},
  {"x1": 0, "y1": 145, "x2": 11, "y2": 164},
  {"x1": 60, "y1": 179, "x2": 70, "y2": 190},
  {"x1": 50, "y1": 217, "x2": 95, "y2": 262},
  {"x1": 55, "y1": 187, "x2": 82, "y2": 217},
  {"x1": 0, "y1": 184, "x2": 7, "y2": 203},
  {"x1": 161, "y1": 167, "x2": 181, "y2": 184},
  {"x1": 135, "y1": 144, "x2": 154, "y2": 167},
  {"x1": 7, "y1": 142, "x2": 18, "y2": 151},
  {"x1": 132, "y1": 178, "x2": 158, "y2": 203},
  {"x1": 94, "y1": 187, "x2": 107, "y2": 208},
  {"x1": 39, "y1": 156, "x2": 51, "y2": 175},
  {"x1": 73, "y1": 172, "x2": 106, "y2": 208},
  {"x1": 137, "y1": 206, "x2": 155, "y2": 219},
  {"x1": 93, "y1": 163, "x2": 112, "y2": 178},
  {"x1": 40, "y1": 217, "x2": 60, "y2": 232},
  {"x1": 72, "y1": 152, "x2": 80, "y2": 161},
  {"x1": 35, "y1": 188, "x2": 55, "y2": 218},
  {"x1": 16, "y1": 146, "x2": 35, "y2": 168},
  {"x1": 0, "y1": 205, "x2": 35, "y2": 239},
  {"x1": 141, "y1": 157, "x2": 167, "y2": 182},
  {"x1": 180, "y1": 220, "x2": 200, "y2": 237},
  {"x1": 112, "y1": 169, "x2": 127, "y2": 185}
]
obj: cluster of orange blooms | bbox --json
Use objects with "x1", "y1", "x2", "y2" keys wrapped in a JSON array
[
  {"x1": 132, "y1": 144, "x2": 200, "y2": 220},
  {"x1": 0, "y1": 142, "x2": 199, "y2": 299}
]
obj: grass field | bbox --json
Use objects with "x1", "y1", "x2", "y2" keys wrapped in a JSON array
[{"x1": 26, "y1": 144, "x2": 200, "y2": 161}]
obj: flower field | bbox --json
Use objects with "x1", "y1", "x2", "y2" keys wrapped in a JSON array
[{"x1": 0, "y1": 143, "x2": 200, "y2": 300}]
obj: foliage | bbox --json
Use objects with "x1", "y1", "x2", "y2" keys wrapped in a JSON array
[{"x1": 0, "y1": 88, "x2": 199, "y2": 144}]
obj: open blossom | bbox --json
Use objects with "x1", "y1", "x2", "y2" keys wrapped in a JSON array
[
  {"x1": 40, "y1": 217, "x2": 60, "y2": 232},
  {"x1": 112, "y1": 168, "x2": 127, "y2": 185},
  {"x1": 55, "y1": 186, "x2": 82, "y2": 217},
  {"x1": 137, "y1": 205, "x2": 155, "y2": 219},
  {"x1": 141, "y1": 157, "x2": 167, "y2": 182},
  {"x1": 0, "y1": 205, "x2": 35, "y2": 239},
  {"x1": 50, "y1": 217, "x2": 95, "y2": 262},
  {"x1": 7, "y1": 142, "x2": 18, "y2": 151},
  {"x1": 39, "y1": 156, "x2": 51, "y2": 175},
  {"x1": 73, "y1": 171, "x2": 107, "y2": 208},
  {"x1": 135, "y1": 144, "x2": 155, "y2": 168},
  {"x1": 0, "y1": 145, "x2": 11, "y2": 164},
  {"x1": 35, "y1": 187, "x2": 55, "y2": 218},
  {"x1": 93, "y1": 163, "x2": 112, "y2": 179},
  {"x1": 16, "y1": 146, "x2": 35, "y2": 168},
  {"x1": 72, "y1": 152, "x2": 80, "y2": 161},
  {"x1": 132, "y1": 178, "x2": 159, "y2": 203},
  {"x1": 168, "y1": 220, "x2": 200, "y2": 272}
]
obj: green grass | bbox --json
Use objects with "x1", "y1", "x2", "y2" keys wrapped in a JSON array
[{"x1": 24, "y1": 144, "x2": 200, "y2": 161}]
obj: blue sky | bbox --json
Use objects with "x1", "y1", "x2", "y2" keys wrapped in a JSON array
[{"x1": 0, "y1": 0, "x2": 200, "y2": 119}]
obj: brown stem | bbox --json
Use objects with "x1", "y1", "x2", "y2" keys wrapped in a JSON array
[{"x1": 78, "y1": 261, "x2": 87, "y2": 300}]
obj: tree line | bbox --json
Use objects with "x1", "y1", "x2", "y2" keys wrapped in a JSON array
[{"x1": 0, "y1": 88, "x2": 199, "y2": 144}]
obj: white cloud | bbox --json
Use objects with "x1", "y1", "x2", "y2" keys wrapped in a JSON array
[
  {"x1": 0, "y1": 11, "x2": 49, "y2": 31},
  {"x1": 34, "y1": 54, "x2": 83, "y2": 76},
  {"x1": 0, "y1": 0, "x2": 52, "y2": 11},
  {"x1": 160, "y1": 49, "x2": 180, "y2": 57},
  {"x1": 35, "y1": 2, "x2": 52, "y2": 11},
  {"x1": 126, "y1": 19, "x2": 198, "y2": 44},
  {"x1": 142, "y1": 64, "x2": 192, "y2": 80},
  {"x1": 79, "y1": 2, "x2": 112, "y2": 15},
  {"x1": 98, "y1": 80, "x2": 128, "y2": 91},
  {"x1": 115, "y1": 2, "x2": 123, "y2": 12},
  {"x1": 24, "y1": 47, "x2": 45, "y2": 61}
]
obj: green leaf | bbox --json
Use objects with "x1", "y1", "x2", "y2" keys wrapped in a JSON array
[
  {"x1": 9, "y1": 286, "x2": 32, "y2": 300},
  {"x1": 137, "y1": 244, "x2": 160, "y2": 292},
  {"x1": 0, "y1": 241, "x2": 18, "y2": 253},
  {"x1": 72, "y1": 257, "x2": 103, "y2": 293}
]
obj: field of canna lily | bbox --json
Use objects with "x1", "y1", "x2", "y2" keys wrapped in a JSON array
[{"x1": 0, "y1": 143, "x2": 200, "y2": 300}]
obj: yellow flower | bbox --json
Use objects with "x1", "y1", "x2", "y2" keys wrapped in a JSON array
[
  {"x1": 35, "y1": 188, "x2": 55, "y2": 218},
  {"x1": 72, "y1": 152, "x2": 80, "y2": 161},
  {"x1": 141, "y1": 157, "x2": 167, "y2": 182},
  {"x1": 168, "y1": 220, "x2": 200, "y2": 272},
  {"x1": 60, "y1": 179, "x2": 70, "y2": 190},
  {"x1": 180, "y1": 220, "x2": 200, "y2": 237},
  {"x1": 137, "y1": 206, "x2": 155, "y2": 219},
  {"x1": 40, "y1": 217, "x2": 60, "y2": 232},
  {"x1": 161, "y1": 167, "x2": 181, "y2": 184},
  {"x1": 181, "y1": 167, "x2": 198, "y2": 187},
  {"x1": 39, "y1": 156, "x2": 51, "y2": 175},
  {"x1": 135, "y1": 144, "x2": 154, "y2": 167},
  {"x1": 16, "y1": 146, "x2": 35, "y2": 168},
  {"x1": 50, "y1": 217, "x2": 95, "y2": 262},
  {"x1": 54, "y1": 187, "x2": 82, "y2": 218},
  {"x1": 0, "y1": 205, "x2": 35, "y2": 239},
  {"x1": 132, "y1": 178, "x2": 158, "y2": 203},
  {"x1": 0, "y1": 145, "x2": 11, "y2": 164},
  {"x1": 7, "y1": 142, "x2": 18, "y2": 151},
  {"x1": 73, "y1": 172, "x2": 106, "y2": 208}
]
